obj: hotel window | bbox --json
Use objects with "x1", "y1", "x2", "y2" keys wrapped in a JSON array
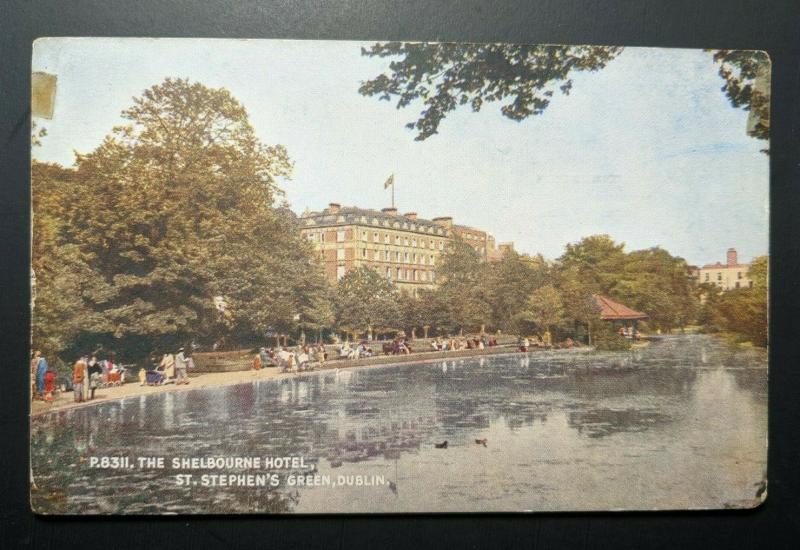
[
  {"x1": 412, "y1": 238, "x2": 417, "y2": 247},
  {"x1": 386, "y1": 268, "x2": 391, "y2": 279},
  {"x1": 395, "y1": 236, "x2": 401, "y2": 245},
  {"x1": 337, "y1": 230, "x2": 346, "y2": 242},
  {"x1": 737, "y1": 272, "x2": 743, "y2": 279},
  {"x1": 430, "y1": 255, "x2": 435, "y2": 265},
  {"x1": 384, "y1": 234, "x2": 390, "y2": 244},
  {"x1": 413, "y1": 254, "x2": 418, "y2": 263},
  {"x1": 320, "y1": 232, "x2": 325, "y2": 242},
  {"x1": 404, "y1": 237, "x2": 409, "y2": 246},
  {"x1": 405, "y1": 269, "x2": 409, "y2": 280},
  {"x1": 394, "y1": 251, "x2": 399, "y2": 262},
  {"x1": 413, "y1": 269, "x2": 418, "y2": 281},
  {"x1": 361, "y1": 231, "x2": 368, "y2": 241},
  {"x1": 337, "y1": 249, "x2": 345, "y2": 260},
  {"x1": 396, "y1": 268, "x2": 402, "y2": 280},
  {"x1": 362, "y1": 249, "x2": 367, "y2": 258},
  {"x1": 307, "y1": 233, "x2": 315, "y2": 242},
  {"x1": 735, "y1": 281, "x2": 740, "y2": 288},
  {"x1": 420, "y1": 271, "x2": 427, "y2": 281},
  {"x1": 421, "y1": 256, "x2": 427, "y2": 265},
  {"x1": 717, "y1": 273, "x2": 722, "y2": 281},
  {"x1": 373, "y1": 232, "x2": 379, "y2": 242},
  {"x1": 336, "y1": 266, "x2": 345, "y2": 280},
  {"x1": 749, "y1": 281, "x2": 753, "y2": 288},
  {"x1": 404, "y1": 252, "x2": 409, "y2": 262},
  {"x1": 704, "y1": 273, "x2": 709, "y2": 282},
  {"x1": 438, "y1": 241, "x2": 444, "y2": 250},
  {"x1": 431, "y1": 272, "x2": 436, "y2": 282}
]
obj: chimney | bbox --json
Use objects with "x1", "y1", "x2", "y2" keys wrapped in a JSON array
[
  {"x1": 327, "y1": 203, "x2": 341, "y2": 214},
  {"x1": 403, "y1": 212, "x2": 417, "y2": 220},
  {"x1": 727, "y1": 248, "x2": 738, "y2": 266},
  {"x1": 381, "y1": 207, "x2": 398, "y2": 216},
  {"x1": 432, "y1": 216, "x2": 453, "y2": 229}
]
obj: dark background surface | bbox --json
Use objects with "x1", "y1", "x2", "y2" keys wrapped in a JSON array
[{"x1": 1, "y1": 1, "x2": 799, "y2": 548}]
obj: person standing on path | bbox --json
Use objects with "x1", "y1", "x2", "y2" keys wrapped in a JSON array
[
  {"x1": 174, "y1": 347, "x2": 189, "y2": 385},
  {"x1": 252, "y1": 348, "x2": 263, "y2": 375},
  {"x1": 34, "y1": 352, "x2": 48, "y2": 399},
  {"x1": 87, "y1": 355, "x2": 102, "y2": 399},
  {"x1": 73, "y1": 355, "x2": 87, "y2": 403},
  {"x1": 31, "y1": 350, "x2": 41, "y2": 400},
  {"x1": 159, "y1": 353, "x2": 176, "y2": 380}
]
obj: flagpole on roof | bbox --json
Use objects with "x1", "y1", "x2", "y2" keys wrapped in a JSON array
[{"x1": 384, "y1": 174, "x2": 395, "y2": 209}]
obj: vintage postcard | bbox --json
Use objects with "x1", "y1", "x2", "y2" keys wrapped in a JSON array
[{"x1": 29, "y1": 38, "x2": 769, "y2": 514}]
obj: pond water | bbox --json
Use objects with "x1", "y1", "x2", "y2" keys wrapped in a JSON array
[{"x1": 31, "y1": 334, "x2": 767, "y2": 514}]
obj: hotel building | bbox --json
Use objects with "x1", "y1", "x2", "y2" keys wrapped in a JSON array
[{"x1": 299, "y1": 203, "x2": 514, "y2": 294}]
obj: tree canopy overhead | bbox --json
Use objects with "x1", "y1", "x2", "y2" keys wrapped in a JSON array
[
  {"x1": 359, "y1": 43, "x2": 622, "y2": 140},
  {"x1": 360, "y1": 43, "x2": 770, "y2": 146}
]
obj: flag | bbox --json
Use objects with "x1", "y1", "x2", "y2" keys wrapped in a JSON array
[{"x1": 384, "y1": 174, "x2": 394, "y2": 189}]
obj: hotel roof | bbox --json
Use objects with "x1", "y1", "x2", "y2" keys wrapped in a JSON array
[{"x1": 300, "y1": 206, "x2": 450, "y2": 235}]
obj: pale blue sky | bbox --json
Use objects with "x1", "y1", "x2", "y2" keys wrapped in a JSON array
[{"x1": 32, "y1": 38, "x2": 769, "y2": 266}]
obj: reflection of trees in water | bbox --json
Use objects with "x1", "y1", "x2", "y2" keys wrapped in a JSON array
[
  {"x1": 572, "y1": 368, "x2": 697, "y2": 399},
  {"x1": 567, "y1": 408, "x2": 673, "y2": 438}
]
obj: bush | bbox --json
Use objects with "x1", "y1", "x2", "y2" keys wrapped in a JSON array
[{"x1": 591, "y1": 323, "x2": 632, "y2": 351}]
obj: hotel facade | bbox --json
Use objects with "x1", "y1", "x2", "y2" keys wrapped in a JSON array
[{"x1": 299, "y1": 203, "x2": 508, "y2": 294}]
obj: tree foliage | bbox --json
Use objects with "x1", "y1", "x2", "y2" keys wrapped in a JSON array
[
  {"x1": 334, "y1": 266, "x2": 400, "y2": 336},
  {"x1": 702, "y1": 255, "x2": 768, "y2": 347},
  {"x1": 713, "y1": 50, "x2": 770, "y2": 143},
  {"x1": 31, "y1": 78, "x2": 332, "y2": 358},
  {"x1": 483, "y1": 250, "x2": 548, "y2": 332},
  {"x1": 360, "y1": 43, "x2": 622, "y2": 140},
  {"x1": 361, "y1": 44, "x2": 769, "y2": 145},
  {"x1": 434, "y1": 240, "x2": 492, "y2": 332},
  {"x1": 516, "y1": 284, "x2": 565, "y2": 334}
]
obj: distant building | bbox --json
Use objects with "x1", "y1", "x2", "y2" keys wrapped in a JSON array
[
  {"x1": 697, "y1": 248, "x2": 753, "y2": 290},
  {"x1": 451, "y1": 222, "x2": 490, "y2": 260},
  {"x1": 299, "y1": 203, "x2": 512, "y2": 294}
]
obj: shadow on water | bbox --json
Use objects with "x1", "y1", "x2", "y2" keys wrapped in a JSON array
[{"x1": 31, "y1": 334, "x2": 767, "y2": 514}]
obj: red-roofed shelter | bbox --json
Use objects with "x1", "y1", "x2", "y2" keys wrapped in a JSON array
[{"x1": 593, "y1": 295, "x2": 648, "y2": 321}]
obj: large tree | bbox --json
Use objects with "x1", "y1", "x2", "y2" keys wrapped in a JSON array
[
  {"x1": 483, "y1": 250, "x2": 548, "y2": 332},
  {"x1": 334, "y1": 266, "x2": 401, "y2": 338},
  {"x1": 616, "y1": 247, "x2": 698, "y2": 331},
  {"x1": 515, "y1": 284, "x2": 565, "y2": 336},
  {"x1": 558, "y1": 234, "x2": 627, "y2": 296},
  {"x1": 33, "y1": 78, "x2": 311, "y2": 356},
  {"x1": 434, "y1": 240, "x2": 491, "y2": 333},
  {"x1": 360, "y1": 43, "x2": 769, "y2": 146}
]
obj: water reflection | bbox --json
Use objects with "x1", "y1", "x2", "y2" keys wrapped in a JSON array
[{"x1": 31, "y1": 335, "x2": 767, "y2": 514}]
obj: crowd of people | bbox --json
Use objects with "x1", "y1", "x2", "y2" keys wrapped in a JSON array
[
  {"x1": 31, "y1": 329, "x2": 582, "y2": 406},
  {"x1": 429, "y1": 335, "x2": 498, "y2": 352},
  {"x1": 29, "y1": 351, "x2": 127, "y2": 404},
  {"x1": 251, "y1": 344, "x2": 328, "y2": 374}
]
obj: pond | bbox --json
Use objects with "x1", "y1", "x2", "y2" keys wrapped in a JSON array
[{"x1": 30, "y1": 334, "x2": 767, "y2": 514}]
